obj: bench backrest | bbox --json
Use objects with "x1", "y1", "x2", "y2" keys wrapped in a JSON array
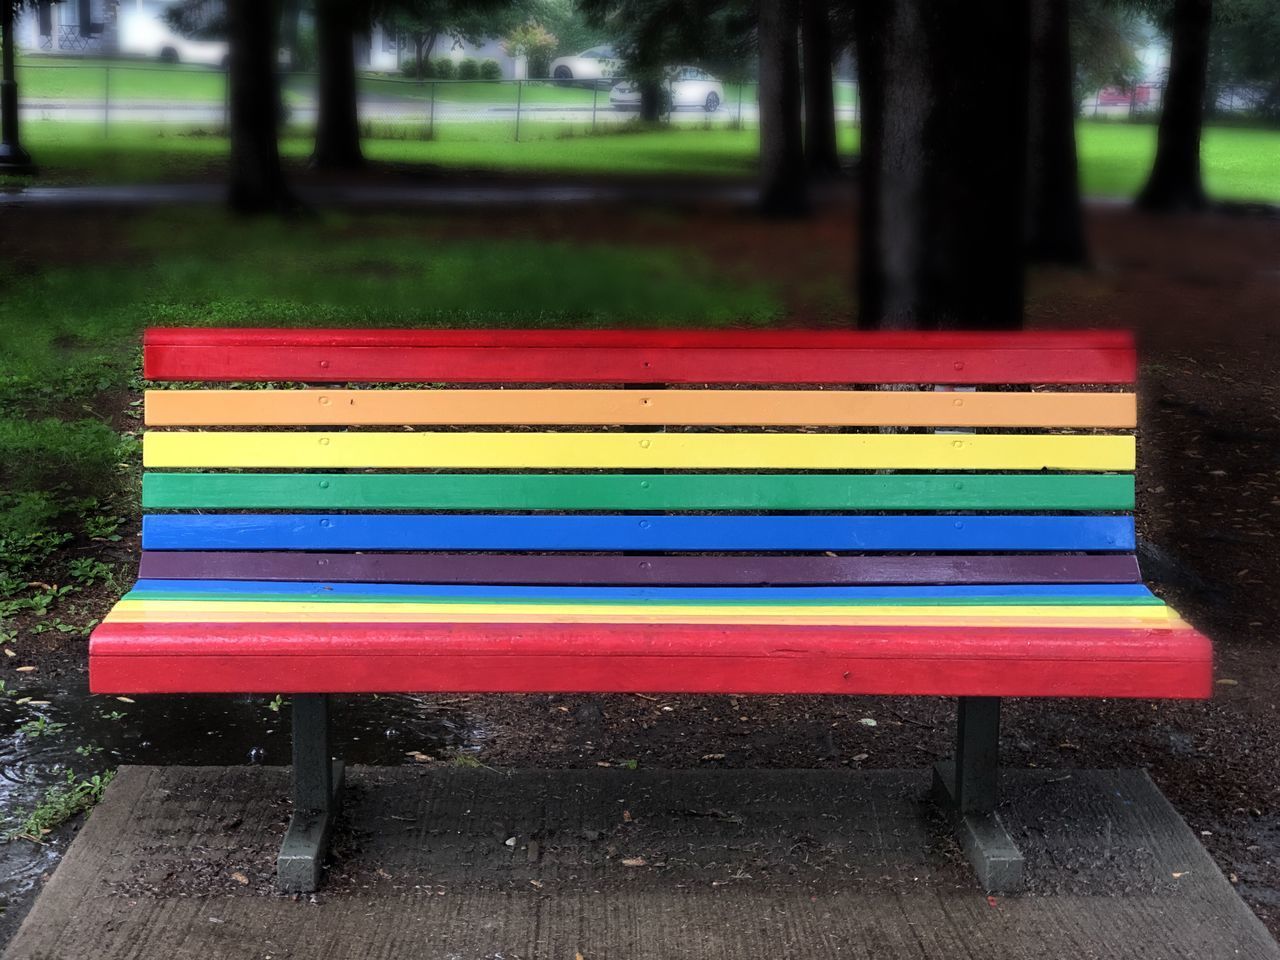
[{"x1": 138, "y1": 328, "x2": 1139, "y2": 588}]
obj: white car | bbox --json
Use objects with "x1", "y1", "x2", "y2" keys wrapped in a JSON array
[
  {"x1": 609, "y1": 67, "x2": 725, "y2": 113},
  {"x1": 549, "y1": 45, "x2": 619, "y2": 86},
  {"x1": 118, "y1": 8, "x2": 229, "y2": 67}
]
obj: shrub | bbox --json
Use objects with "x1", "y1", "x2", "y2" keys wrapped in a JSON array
[
  {"x1": 401, "y1": 61, "x2": 423, "y2": 79},
  {"x1": 479, "y1": 58, "x2": 502, "y2": 81},
  {"x1": 457, "y1": 57, "x2": 479, "y2": 80},
  {"x1": 433, "y1": 58, "x2": 457, "y2": 80}
]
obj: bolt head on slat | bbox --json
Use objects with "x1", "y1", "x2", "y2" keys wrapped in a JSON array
[{"x1": 639, "y1": 439, "x2": 651, "y2": 448}]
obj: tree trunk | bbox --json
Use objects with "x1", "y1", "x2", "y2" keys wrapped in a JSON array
[
  {"x1": 227, "y1": 0, "x2": 294, "y2": 213},
  {"x1": 801, "y1": 0, "x2": 840, "y2": 178},
  {"x1": 640, "y1": 79, "x2": 663, "y2": 122},
  {"x1": 0, "y1": 0, "x2": 34, "y2": 172},
  {"x1": 312, "y1": 0, "x2": 364, "y2": 169},
  {"x1": 854, "y1": 0, "x2": 1028, "y2": 330},
  {"x1": 1136, "y1": 0, "x2": 1211, "y2": 212},
  {"x1": 1026, "y1": 0, "x2": 1087, "y2": 264},
  {"x1": 280, "y1": 0, "x2": 302, "y2": 69},
  {"x1": 758, "y1": 0, "x2": 808, "y2": 216}
]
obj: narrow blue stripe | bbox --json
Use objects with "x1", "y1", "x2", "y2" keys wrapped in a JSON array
[
  {"x1": 128, "y1": 580, "x2": 1156, "y2": 602},
  {"x1": 141, "y1": 514, "x2": 1136, "y2": 552}
]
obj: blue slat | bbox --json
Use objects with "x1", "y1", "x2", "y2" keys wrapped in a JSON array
[
  {"x1": 128, "y1": 579, "x2": 1158, "y2": 602},
  {"x1": 141, "y1": 514, "x2": 1136, "y2": 552}
]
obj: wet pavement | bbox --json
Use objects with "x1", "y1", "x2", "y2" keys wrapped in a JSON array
[{"x1": 0, "y1": 667, "x2": 472, "y2": 941}]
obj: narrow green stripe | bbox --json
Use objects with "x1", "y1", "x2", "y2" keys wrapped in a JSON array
[
  {"x1": 143, "y1": 473, "x2": 1135, "y2": 511},
  {"x1": 125, "y1": 591, "x2": 1161, "y2": 607}
]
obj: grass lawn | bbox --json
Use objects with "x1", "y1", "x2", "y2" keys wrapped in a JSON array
[
  {"x1": 4, "y1": 117, "x2": 1278, "y2": 203},
  {"x1": 16, "y1": 56, "x2": 227, "y2": 101}
]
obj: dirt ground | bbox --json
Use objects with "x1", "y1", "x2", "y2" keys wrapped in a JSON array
[{"x1": 3, "y1": 190, "x2": 1280, "y2": 935}]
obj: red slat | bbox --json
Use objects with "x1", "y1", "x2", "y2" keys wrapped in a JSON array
[
  {"x1": 143, "y1": 329, "x2": 1137, "y2": 384},
  {"x1": 89, "y1": 622, "x2": 1211, "y2": 698}
]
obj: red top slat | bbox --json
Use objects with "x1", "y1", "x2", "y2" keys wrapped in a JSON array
[{"x1": 143, "y1": 328, "x2": 1137, "y2": 384}]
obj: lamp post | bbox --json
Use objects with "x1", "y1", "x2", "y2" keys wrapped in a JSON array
[{"x1": 1, "y1": 0, "x2": 36, "y2": 174}]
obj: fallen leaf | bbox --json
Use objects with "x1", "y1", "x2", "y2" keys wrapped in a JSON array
[
  {"x1": 851, "y1": 753, "x2": 869, "y2": 762},
  {"x1": 3, "y1": 649, "x2": 14, "y2": 658},
  {"x1": 15, "y1": 697, "x2": 32, "y2": 705},
  {"x1": 530, "y1": 879, "x2": 544, "y2": 889},
  {"x1": 621, "y1": 857, "x2": 647, "y2": 867},
  {"x1": 230, "y1": 871, "x2": 249, "y2": 885},
  {"x1": 504, "y1": 837, "x2": 516, "y2": 847},
  {"x1": 1172, "y1": 871, "x2": 1188, "y2": 879},
  {"x1": 116, "y1": 696, "x2": 136, "y2": 703},
  {"x1": 16, "y1": 666, "x2": 36, "y2": 673},
  {"x1": 405, "y1": 750, "x2": 432, "y2": 762},
  {"x1": 700, "y1": 753, "x2": 726, "y2": 761},
  {"x1": 622, "y1": 810, "x2": 633, "y2": 823},
  {"x1": 858, "y1": 718, "x2": 877, "y2": 727},
  {"x1": 27, "y1": 700, "x2": 50, "y2": 707},
  {"x1": 1216, "y1": 678, "x2": 1239, "y2": 686}
]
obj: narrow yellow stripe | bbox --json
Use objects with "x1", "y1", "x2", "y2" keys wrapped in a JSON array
[
  {"x1": 107, "y1": 600, "x2": 1171, "y2": 622},
  {"x1": 102, "y1": 610, "x2": 1174, "y2": 628},
  {"x1": 143, "y1": 431, "x2": 1136, "y2": 471}
]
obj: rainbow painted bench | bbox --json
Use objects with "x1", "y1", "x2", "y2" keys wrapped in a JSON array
[{"x1": 90, "y1": 328, "x2": 1212, "y2": 893}]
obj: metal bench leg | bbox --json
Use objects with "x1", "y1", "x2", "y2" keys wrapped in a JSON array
[
  {"x1": 932, "y1": 696, "x2": 1025, "y2": 893},
  {"x1": 278, "y1": 694, "x2": 345, "y2": 893}
]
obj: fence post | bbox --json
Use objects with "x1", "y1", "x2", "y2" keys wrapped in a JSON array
[
  {"x1": 428, "y1": 80, "x2": 436, "y2": 139},
  {"x1": 223, "y1": 61, "x2": 230, "y2": 129},
  {"x1": 591, "y1": 82, "x2": 598, "y2": 133},
  {"x1": 514, "y1": 78, "x2": 522, "y2": 142},
  {"x1": 103, "y1": 64, "x2": 110, "y2": 137},
  {"x1": 737, "y1": 82, "x2": 744, "y2": 127}
]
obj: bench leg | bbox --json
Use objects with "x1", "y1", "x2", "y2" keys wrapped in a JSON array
[
  {"x1": 932, "y1": 696, "x2": 1025, "y2": 894},
  {"x1": 278, "y1": 694, "x2": 344, "y2": 893}
]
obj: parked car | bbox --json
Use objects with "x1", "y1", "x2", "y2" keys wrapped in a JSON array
[
  {"x1": 549, "y1": 45, "x2": 619, "y2": 86},
  {"x1": 609, "y1": 67, "x2": 725, "y2": 113},
  {"x1": 118, "y1": 8, "x2": 229, "y2": 67}
]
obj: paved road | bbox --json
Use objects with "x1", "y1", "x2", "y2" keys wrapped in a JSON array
[{"x1": 19, "y1": 97, "x2": 860, "y2": 127}]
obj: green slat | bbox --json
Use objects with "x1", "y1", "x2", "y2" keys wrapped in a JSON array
[{"x1": 143, "y1": 473, "x2": 1135, "y2": 511}]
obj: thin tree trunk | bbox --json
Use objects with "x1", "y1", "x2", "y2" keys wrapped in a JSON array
[
  {"x1": 280, "y1": 0, "x2": 302, "y2": 68},
  {"x1": 227, "y1": 0, "x2": 294, "y2": 213},
  {"x1": 1136, "y1": 0, "x2": 1211, "y2": 212},
  {"x1": 312, "y1": 0, "x2": 364, "y2": 169},
  {"x1": 855, "y1": 0, "x2": 1028, "y2": 329},
  {"x1": 0, "y1": 0, "x2": 34, "y2": 172},
  {"x1": 640, "y1": 78, "x2": 663, "y2": 122},
  {"x1": 801, "y1": 0, "x2": 840, "y2": 178},
  {"x1": 758, "y1": 0, "x2": 807, "y2": 216},
  {"x1": 1026, "y1": 0, "x2": 1087, "y2": 264}
]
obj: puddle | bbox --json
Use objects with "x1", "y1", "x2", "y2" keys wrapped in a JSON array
[{"x1": 0, "y1": 667, "x2": 475, "y2": 920}]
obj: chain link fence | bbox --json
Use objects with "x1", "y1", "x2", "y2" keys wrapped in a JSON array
[{"x1": 15, "y1": 59, "x2": 867, "y2": 141}]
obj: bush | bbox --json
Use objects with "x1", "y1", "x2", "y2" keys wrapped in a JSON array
[
  {"x1": 479, "y1": 59, "x2": 502, "y2": 81},
  {"x1": 457, "y1": 57, "x2": 479, "y2": 80},
  {"x1": 401, "y1": 61, "x2": 423, "y2": 79},
  {"x1": 433, "y1": 58, "x2": 457, "y2": 80}
]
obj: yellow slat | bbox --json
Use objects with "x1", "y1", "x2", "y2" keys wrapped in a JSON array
[{"x1": 142, "y1": 431, "x2": 1136, "y2": 471}]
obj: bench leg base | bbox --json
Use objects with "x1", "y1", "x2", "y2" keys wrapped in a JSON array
[
  {"x1": 278, "y1": 758, "x2": 345, "y2": 894},
  {"x1": 932, "y1": 761, "x2": 1025, "y2": 894}
]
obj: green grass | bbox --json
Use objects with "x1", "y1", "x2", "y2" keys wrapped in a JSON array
[
  {"x1": 1077, "y1": 122, "x2": 1280, "y2": 203},
  {"x1": 359, "y1": 77, "x2": 596, "y2": 106},
  {"x1": 9, "y1": 770, "x2": 115, "y2": 840},
  {"x1": 6, "y1": 118, "x2": 1277, "y2": 201},
  {"x1": 17, "y1": 56, "x2": 227, "y2": 101}
]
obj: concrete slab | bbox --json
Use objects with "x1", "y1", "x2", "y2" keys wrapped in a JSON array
[{"x1": 5, "y1": 766, "x2": 1276, "y2": 960}]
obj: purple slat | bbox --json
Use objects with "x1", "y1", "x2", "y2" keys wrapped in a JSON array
[{"x1": 137, "y1": 552, "x2": 1142, "y2": 586}]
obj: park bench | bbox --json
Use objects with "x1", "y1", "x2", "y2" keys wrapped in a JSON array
[{"x1": 89, "y1": 327, "x2": 1213, "y2": 894}]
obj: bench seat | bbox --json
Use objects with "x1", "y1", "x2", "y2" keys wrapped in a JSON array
[{"x1": 92, "y1": 581, "x2": 1209, "y2": 698}]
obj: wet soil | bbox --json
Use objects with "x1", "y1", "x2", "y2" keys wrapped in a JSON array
[{"x1": 1, "y1": 194, "x2": 1278, "y2": 945}]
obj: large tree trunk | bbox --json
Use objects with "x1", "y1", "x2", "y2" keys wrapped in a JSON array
[
  {"x1": 312, "y1": 0, "x2": 364, "y2": 170},
  {"x1": 1136, "y1": 0, "x2": 1211, "y2": 212},
  {"x1": 1026, "y1": 0, "x2": 1086, "y2": 264},
  {"x1": 227, "y1": 0, "x2": 294, "y2": 213},
  {"x1": 854, "y1": 0, "x2": 1028, "y2": 330},
  {"x1": 0, "y1": 0, "x2": 34, "y2": 173},
  {"x1": 758, "y1": 0, "x2": 807, "y2": 216},
  {"x1": 801, "y1": 0, "x2": 840, "y2": 178}
]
